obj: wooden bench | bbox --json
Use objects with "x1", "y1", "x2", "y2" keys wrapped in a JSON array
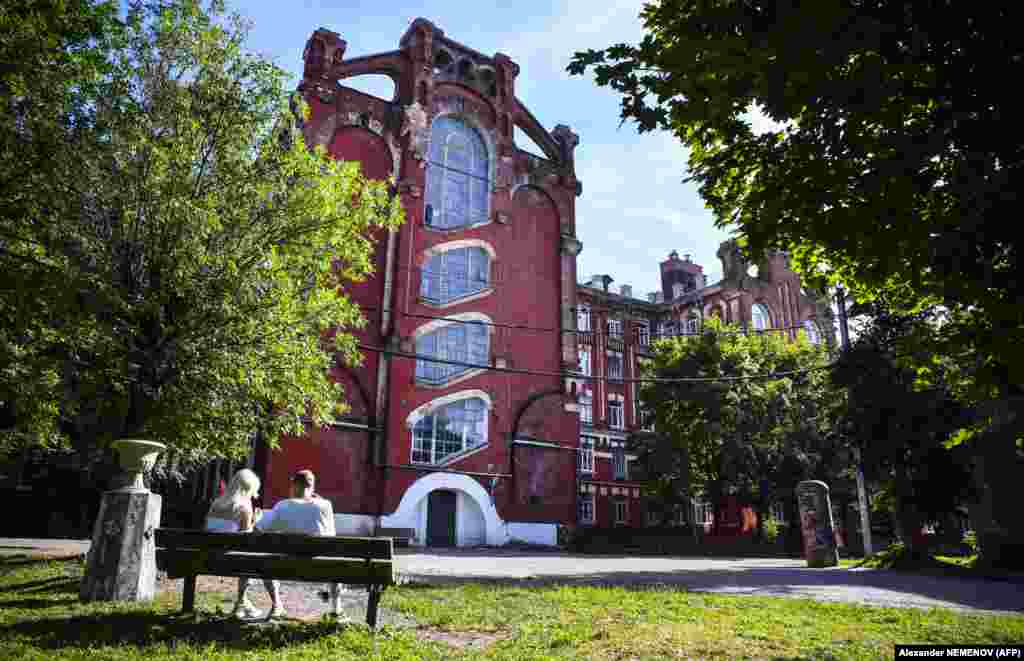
[
  {"x1": 155, "y1": 528, "x2": 395, "y2": 627},
  {"x1": 376, "y1": 527, "x2": 415, "y2": 548}
]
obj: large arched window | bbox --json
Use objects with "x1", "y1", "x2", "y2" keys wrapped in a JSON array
[
  {"x1": 415, "y1": 321, "x2": 489, "y2": 385},
  {"x1": 425, "y1": 116, "x2": 489, "y2": 229},
  {"x1": 420, "y1": 246, "x2": 490, "y2": 304},
  {"x1": 412, "y1": 397, "x2": 488, "y2": 464},
  {"x1": 751, "y1": 303, "x2": 771, "y2": 331}
]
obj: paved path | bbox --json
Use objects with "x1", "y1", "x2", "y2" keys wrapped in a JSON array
[
  {"x1": 4, "y1": 539, "x2": 1021, "y2": 616},
  {"x1": 394, "y1": 548, "x2": 1024, "y2": 615}
]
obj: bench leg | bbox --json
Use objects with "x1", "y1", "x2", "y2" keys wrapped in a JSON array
[
  {"x1": 365, "y1": 585, "x2": 382, "y2": 629},
  {"x1": 182, "y1": 575, "x2": 197, "y2": 614}
]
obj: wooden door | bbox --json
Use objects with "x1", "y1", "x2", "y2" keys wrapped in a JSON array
[{"x1": 427, "y1": 490, "x2": 457, "y2": 547}]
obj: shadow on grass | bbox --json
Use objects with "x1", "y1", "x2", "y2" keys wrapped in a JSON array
[
  {"x1": 1, "y1": 597, "x2": 79, "y2": 610},
  {"x1": 0, "y1": 610, "x2": 356, "y2": 651},
  {"x1": 5, "y1": 576, "x2": 81, "y2": 594}
]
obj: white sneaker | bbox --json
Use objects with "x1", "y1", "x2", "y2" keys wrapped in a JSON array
[
  {"x1": 232, "y1": 602, "x2": 263, "y2": 619},
  {"x1": 267, "y1": 604, "x2": 288, "y2": 620}
]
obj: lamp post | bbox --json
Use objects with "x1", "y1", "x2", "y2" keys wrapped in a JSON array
[{"x1": 836, "y1": 286, "x2": 873, "y2": 558}]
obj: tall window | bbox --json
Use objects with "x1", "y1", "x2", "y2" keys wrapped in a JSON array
[
  {"x1": 578, "y1": 493, "x2": 595, "y2": 524},
  {"x1": 576, "y1": 305, "x2": 591, "y2": 332},
  {"x1": 425, "y1": 116, "x2": 489, "y2": 229},
  {"x1": 684, "y1": 315, "x2": 700, "y2": 335},
  {"x1": 613, "y1": 448, "x2": 627, "y2": 480},
  {"x1": 416, "y1": 322, "x2": 488, "y2": 384},
  {"x1": 579, "y1": 391, "x2": 593, "y2": 425},
  {"x1": 607, "y1": 350, "x2": 623, "y2": 381},
  {"x1": 412, "y1": 397, "x2": 487, "y2": 464},
  {"x1": 636, "y1": 391, "x2": 654, "y2": 431},
  {"x1": 578, "y1": 435, "x2": 595, "y2": 473},
  {"x1": 608, "y1": 398, "x2": 624, "y2": 429},
  {"x1": 614, "y1": 498, "x2": 627, "y2": 525},
  {"x1": 420, "y1": 247, "x2": 489, "y2": 304},
  {"x1": 659, "y1": 320, "x2": 676, "y2": 339},
  {"x1": 751, "y1": 303, "x2": 771, "y2": 331},
  {"x1": 693, "y1": 500, "x2": 714, "y2": 525},
  {"x1": 578, "y1": 348, "x2": 591, "y2": 376},
  {"x1": 636, "y1": 321, "x2": 650, "y2": 346},
  {"x1": 606, "y1": 318, "x2": 622, "y2": 338},
  {"x1": 804, "y1": 319, "x2": 820, "y2": 345}
]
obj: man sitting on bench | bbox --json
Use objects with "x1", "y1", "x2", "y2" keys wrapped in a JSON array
[{"x1": 256, "y1": 469, "x2": 344, "y2": 619}]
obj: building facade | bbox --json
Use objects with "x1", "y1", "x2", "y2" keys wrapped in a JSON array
[
  {"x1": 262, "y1": 19, "x2": 832, "y2": 546},
  {"x1": 261, "y1": 20, "x2": 584, "y2": 547}
]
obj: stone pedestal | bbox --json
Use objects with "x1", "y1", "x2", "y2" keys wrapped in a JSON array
[
  {"x1": 796, "y1": 480, "x2": 839, "y2": 568},
  {"x1": 80, "y1": 490, "x2": 162, "y2": 602}
]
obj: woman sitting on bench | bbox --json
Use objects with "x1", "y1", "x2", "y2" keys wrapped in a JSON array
[{"x1": 205, "y1": 468, "x2": 281, "y2": 619}]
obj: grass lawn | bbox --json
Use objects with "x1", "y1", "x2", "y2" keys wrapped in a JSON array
[{"x1": 3, "y1": 555, "x2": 1023, "y2": 660}]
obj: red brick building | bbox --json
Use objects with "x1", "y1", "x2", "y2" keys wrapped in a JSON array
[
  {"x1": 262, "y1": 19, "x2": 584, "y2": 547},
  {"x1": 262, "y1": 20, "x2": 832, "y2": 546}
]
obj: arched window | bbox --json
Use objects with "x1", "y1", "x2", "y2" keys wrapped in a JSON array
[
  {"x1": 412, "y1": 397, "x2": 488, "y2": 464},
  {"x1": 804, "y1": 319, "x2": 821, "y2": 345},
  {"x1": 751, "y1": 303, "x2": 771, "y2": 331},
  {"x1": 415, "y1": 321, "x2": 489, "y2": 385},
  {"x1": 420, "y1": 246, "x2": 490, "y2": 304},
  {"x1": 425, "y1": 116, "x2": 489, "y2": 229}
]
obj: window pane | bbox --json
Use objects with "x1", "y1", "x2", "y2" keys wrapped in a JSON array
[{"x1": 426, "y1": 117, "x2": 490, "y2": 229}]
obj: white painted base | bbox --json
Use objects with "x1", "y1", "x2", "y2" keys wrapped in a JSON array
[
  {"x1": 334, "y1": 513, "x2": 376, "y2": 537},
  {"x1": 506, "y1": 522, "x2": 558, "y2": 547}
]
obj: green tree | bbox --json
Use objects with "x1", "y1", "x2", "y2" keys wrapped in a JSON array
[
  {"x1": 832, "y1": 302, "x2": 974, "y2": 559},
  {"x1": 570, "y1": 0, "x2": 1023, "y2": 563},
  {"x1": 634, "y1": 318, "x2": 834, "y2": 544},
  {"x1": 0, "y1": 0, "x2": 403, "y2": 466}
]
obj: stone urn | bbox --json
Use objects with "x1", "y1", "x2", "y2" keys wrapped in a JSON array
[{"x1": 111, "y1": 439, "x2": 166, "y2": 492}]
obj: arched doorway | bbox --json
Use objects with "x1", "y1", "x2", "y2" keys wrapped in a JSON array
[
  {"x1": 381, "y1": 472, "x2": 505, "y2": 546},
  {"x1": 427, "y1": 489, "x2": 457, "y2": 547}
]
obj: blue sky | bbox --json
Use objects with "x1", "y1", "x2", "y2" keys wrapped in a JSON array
[{"x1": 238, "y1": 0, "x2": 738, "y2": 297}]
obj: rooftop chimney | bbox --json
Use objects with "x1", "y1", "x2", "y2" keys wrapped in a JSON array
[
  {"x1": 620, "y1": 284, "x2": 633, "y2": 298},
  {"x1": 684, "y1": 253, "x2": 691, "y2": 262},
  {"x1": 647, "y1": 292, "x2": 658, "y2": 303},
  {"x1": 589, "y1": 274, "x2": 603, "y2": 289}
]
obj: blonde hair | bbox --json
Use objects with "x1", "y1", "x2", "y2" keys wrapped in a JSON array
[{"x1": 211, "y1": 468, "x2": 261, "y2": 516}]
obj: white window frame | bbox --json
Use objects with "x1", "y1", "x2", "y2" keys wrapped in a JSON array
[
  {"x1": 804, "y1": 319, "x2": 820, "y2": 345},
  {"x1": 684, "y1": 315, "x2": 700, "y2": 335},
  {"x1": 415, "y1": 321, "x2": 489, "y2": 385},
  {"x1": 425, "y1": 116, "x2": 490, "y2": 229},
  {"x1": 752, "y1": 303, "x2": 771, "y2": 331},
  {"x1": 613, "y1": 498, "x2": 628, "y2": 525},
  {"x1": 636, "y1": 321, "x2": 650, "y2": 346},
  {"x1": 770, "y1": 501, "x2": 788, "y2": 524},
  {"x1": 576, "y1": 305, "x2": 591, "y2": 332},
  {"x1": 636, "y1": 391, "x2": 654, "y2": 432},
  {"x1": 693, "y1": 499, "x2": 714, "y2": 525},
  {"x1": 659, "y1": 320, "x2": 676, "y2": 339},
  {"x1": 606, "y1": 318, "x2": 622, "y2": 338},
  {"x1": 420, "y1": 246, "x2": 490, "y2": 305},
  {"x1": 578, "y1": 492, "x2": 595, "y2": 524},
  {"x1": 578, "y1": 348, "x2": 591, "y2": 376},
  {"x1": 411, "y1": 396, "x2": 488, "y2": 465},
  {"x1": 578, "y1": 435, "x2": 595, "y2": 474},
  {"x1": 579, "y1": 391, "x2": 593, "y2": 425},
  {"x1": 606, "y1": 350, "x2": 623, "y2": 381},
  {"x1": 608, "y1": 398, "x2": 624, "y2": 430},
  {"x1": 612, "y1": 448, "x2": 627, "y2": 480},
  {"x1": 672, "y1": 282, "x2": 685, "y2": 300}
]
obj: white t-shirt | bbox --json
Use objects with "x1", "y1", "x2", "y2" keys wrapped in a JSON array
[{"x1": 256, "y1": 497, "x2": 336, "y2": 536}]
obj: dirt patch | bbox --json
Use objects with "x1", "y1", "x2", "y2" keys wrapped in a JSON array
[
  {"x1": 156, "y1": 573, "x2": 417, "y2": 626},
  {"x1": 415, "y1": 627, "x2": 511, "y2": 650}
]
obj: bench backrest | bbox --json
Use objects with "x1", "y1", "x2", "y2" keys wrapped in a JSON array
[{"x1": 155, "y1": 527, "x2": 394, "y2": 560}]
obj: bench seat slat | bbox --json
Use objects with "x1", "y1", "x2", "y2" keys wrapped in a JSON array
[
  {"x1": 157, "y1": 549, "x2": 395, "y2": 585},
  {"x1": 155, "y1": 528, "x2": 393, "y2": 559}
]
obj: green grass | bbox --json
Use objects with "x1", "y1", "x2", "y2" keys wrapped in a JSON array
[{"x1": 3, "y1": 555, "x2": 1023, "y2": 660}]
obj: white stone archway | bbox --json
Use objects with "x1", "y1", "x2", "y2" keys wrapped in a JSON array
[{"x1": 379, "y1": 472, "x2": 508, "y2": 547}]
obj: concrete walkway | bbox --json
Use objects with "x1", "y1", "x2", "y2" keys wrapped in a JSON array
[{"x1": 6, "y1": 539, "x2": 1021, "y2": 615}]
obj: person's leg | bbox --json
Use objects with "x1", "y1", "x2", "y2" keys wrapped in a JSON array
[
  {"x1": 330, "y1": 582, "x2": 345, "y2": 618},
  {"x1": 265, "y1": 580, "x2": 286, "y2": 618},
  {"x1": 232, "y1": 578, "x2": 263, "y2": 618}
]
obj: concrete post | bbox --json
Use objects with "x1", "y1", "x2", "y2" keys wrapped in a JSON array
[
  {"x1": 80, "y1": 440, "x2": 164, "y2": 602},
  {"x1": 796, "y1": 479, "x2": 839, "y2": 568}
]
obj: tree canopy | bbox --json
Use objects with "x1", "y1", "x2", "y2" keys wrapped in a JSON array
[
  {"x1": 0, "y1": 0, "x2": 404, "y2": 463},
  {"x1": 568, "y1": 1, "x2": 1024, "y2": 399},
  {"x1": 634, "y1": 318, "x2": 835, "y2": 536}
]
